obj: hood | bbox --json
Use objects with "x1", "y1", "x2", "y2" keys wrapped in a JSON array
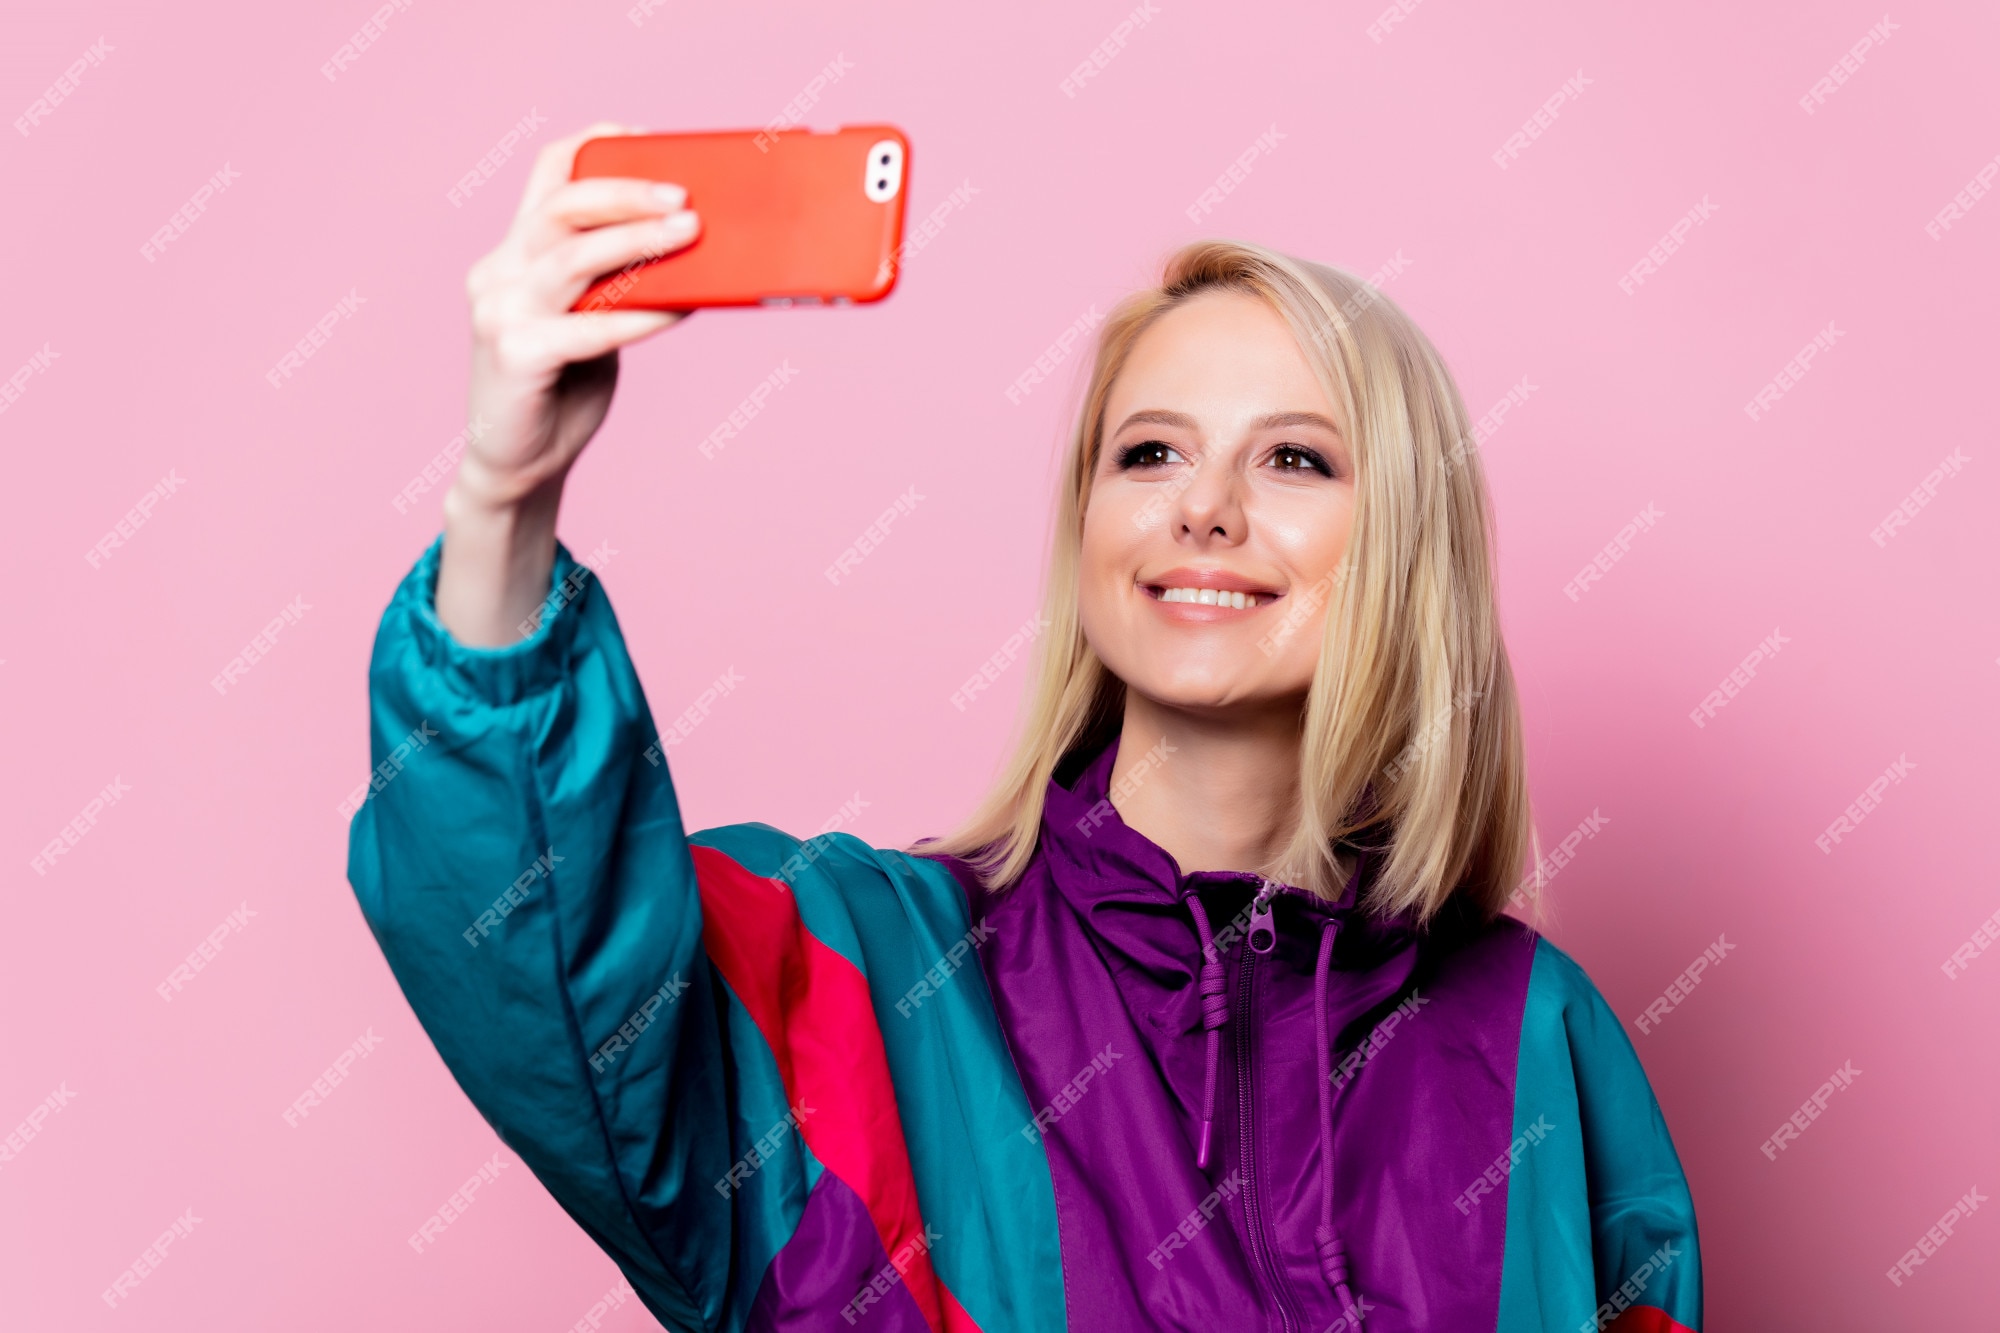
[{"x1": 1036, "y1": 734, "x2": 1453, "y2": 1051}]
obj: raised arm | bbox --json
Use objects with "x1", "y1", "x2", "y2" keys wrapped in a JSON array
[
  {"x1": 436, "y1": 121, "x2": 697, "y2": 646},
  {"x1": 349, "y1": 126, "x2": 1066, "y2": 1330},
  {"x1": 346, "y1": 127, "x2": 754, "y2": 1327}
]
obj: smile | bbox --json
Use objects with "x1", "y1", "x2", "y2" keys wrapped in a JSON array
[{"x1": 1154, "y1": 586, "x2": 1263, "y2": 608}]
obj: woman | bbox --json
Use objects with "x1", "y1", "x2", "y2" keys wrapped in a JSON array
[{"x1": 348, "y1": 124, "x2": 1702, "y2": 1332}]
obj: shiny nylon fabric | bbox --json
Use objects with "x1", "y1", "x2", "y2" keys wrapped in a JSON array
[
  {"x1": 1497, "y1": 941, "x2": 1703, "y2": 1332},
  {"x1": 954, "y1": 738, "x2": 1538, "y2": 1331},
  {"x1": 349, "y1": 539, "x2": 737, "y2": 1328},
  {"x1": 349, "y1": 536, "x2": 1700, "y2": 1330},
  {"x1": 347, "y1": 538, "x2": 1063, "y2": 1332},
  {"x1": 954, "y1": 737, "x2": 1702, "y2": 1331},
  {"x1": 690, "y1": 828, "x2": 1063, "y2": 1331}
]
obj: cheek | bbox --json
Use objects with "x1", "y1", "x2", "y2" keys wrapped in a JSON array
[
  {"x1": 1078, "y1": 492, "x2": 1142, "y2": 588},
  {"x1": 1256, "y1": 496, "x2": 1352, "y2": 681},
  {"x1": 1076, "y1": 494, "x2": 1146, "y2": 654},
  {"x1": 1263, "y1": 493, "x2": 1353, "y2": 576},
  {"x1": 1270, "y1": 606, "x2": 1331, "y2": 684}
]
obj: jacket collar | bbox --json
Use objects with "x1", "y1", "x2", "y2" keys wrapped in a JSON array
[
  {"x1": 1037, "y1": 735, "x2": 1422, "y2": 948},
  {"x1": 1034, "y1": 735, "x2": 1436, "y2": 1054}
]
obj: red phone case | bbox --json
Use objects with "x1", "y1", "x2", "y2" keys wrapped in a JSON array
[{"x1": 569, "y1": 125, "x2": 911, "y2": 311}]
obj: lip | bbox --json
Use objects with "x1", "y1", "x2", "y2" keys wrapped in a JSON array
[
  {"x1": 1139, "y1": 567, "x2": 1285, "y2": 620},
  {"x1": 1141, "y1": 567, "x2": 1286, "y2": 597}
]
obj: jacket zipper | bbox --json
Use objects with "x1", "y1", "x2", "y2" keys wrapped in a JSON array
[{"x1": 1234, "y1": 939, "x2": 1304, "y2": 1332}]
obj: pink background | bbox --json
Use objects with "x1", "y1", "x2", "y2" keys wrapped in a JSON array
[{"x1": 4, "y1": 0, "x2": 1996, "y2": 1327}]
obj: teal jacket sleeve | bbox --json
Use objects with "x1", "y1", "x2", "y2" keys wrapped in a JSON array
[
  {"x1": 345, "y1": 536, "x2": 736, "y2": 1330},
  {"x1": 1498, "y1": 938, "x2": 1704, "y2": 1333}
]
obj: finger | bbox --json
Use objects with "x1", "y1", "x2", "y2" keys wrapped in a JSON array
[
  {"x1": 510, "y1": 122, "x2": 642, "y2": 230},
  {"x1": 529, "y1": 212, "x2": 700, "y2": 309},
  {"x1": 509, "y1": 311, "x2": 686, "y2": 372},
  {"x1": 517, "y1": 177, "x2": 691, "y2": 259}
]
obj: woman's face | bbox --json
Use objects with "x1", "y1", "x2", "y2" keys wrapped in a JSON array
[{"x1": 1078, "y1": 289, "x2": 1355, "y2": 713}]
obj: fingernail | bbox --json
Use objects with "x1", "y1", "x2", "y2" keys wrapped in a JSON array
[
  {"x1": 652, "y1": 182, "x2": 686, "y2": 208},
  {"x1": 663, "y1": 210, "x2": 698, "y2": 232}
]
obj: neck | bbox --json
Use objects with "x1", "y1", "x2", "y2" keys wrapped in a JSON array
[{"x1": 1106, "y1": 690, "x2": 1304, "y2": 878}]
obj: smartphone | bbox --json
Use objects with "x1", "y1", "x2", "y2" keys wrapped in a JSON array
[{"x1": 568, "y1": 125, "x2": 911, "y2": 311}]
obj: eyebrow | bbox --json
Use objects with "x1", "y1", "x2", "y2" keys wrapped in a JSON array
[{"x1": 1110, "y1": 408, "x2": 1342, "y2": 435}]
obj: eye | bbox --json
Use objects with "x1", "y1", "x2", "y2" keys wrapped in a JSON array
[
  {"x1": 1116, "y1": 440, "x2": 1184, "y2": 470},
  {"x1": 1268, "y1": 444, "x2": 1333, "y2": 477}
]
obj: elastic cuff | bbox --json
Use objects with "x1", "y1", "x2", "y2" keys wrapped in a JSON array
[{"x1": 389, "y1": 533, "x2": 594, "y2": 708}]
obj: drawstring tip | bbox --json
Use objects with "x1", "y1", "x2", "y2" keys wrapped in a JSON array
[
  {"x1": 1196, "y1": 1120, "x2": 1212, "y2": 1169},
  {"x1": 1316, "y1": 1224, "x2": 1364, "y2": 1325}
]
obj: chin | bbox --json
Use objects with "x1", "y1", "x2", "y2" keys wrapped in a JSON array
[{"x1": 1123, "y1": 668, "x2": 1272, "y2": 714}]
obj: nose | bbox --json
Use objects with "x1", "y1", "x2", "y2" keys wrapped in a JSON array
[{"x1": 1173, "y1": 461, "x2": 1247, "y2": 548}]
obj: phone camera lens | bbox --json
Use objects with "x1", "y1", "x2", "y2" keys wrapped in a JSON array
[
  {"x1": 876, "y1": 179, "x2": 887, "y2": 189},
  {"x1": 879, "y1": 154, "x2": 890, "y2": 164}
]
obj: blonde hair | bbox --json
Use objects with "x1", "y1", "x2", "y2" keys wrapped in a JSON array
[{"x1": 922, "y1": 239, "x2": 1533, "y2": 924}]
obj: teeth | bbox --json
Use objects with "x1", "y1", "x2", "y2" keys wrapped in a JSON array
[{"x1": 1158, "y1": 587, "x2": 1258, "y2": 608}]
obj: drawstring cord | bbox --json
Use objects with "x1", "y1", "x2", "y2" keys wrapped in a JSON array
[
  {"x1": 1185, "y1": 852, "x2": 1369, "y2": 1324},
  {"x1": 1313, "y1": 917, "x2": 1365, "y2": 1326},
  {"x1": 1185, "y1": 893, "x2": 1230, "y2": 1168}
]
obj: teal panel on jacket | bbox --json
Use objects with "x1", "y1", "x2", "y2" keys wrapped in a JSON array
[
  {"x1": 692, "y1": 824, "x2": 1069, "y2": 1333},
  {"x1": 712, "y1": 969, "x2": 827, "y2": 1321},
  {"x1": 1498, "y1": 938, "x2": 1703, "y2": 1332},
  {"x1": 348, "y1": 537, "x2": 857, "y2": 1332}
]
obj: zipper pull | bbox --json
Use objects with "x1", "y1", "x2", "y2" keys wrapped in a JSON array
[{"x1": 1248, "y1": 878, "x2": 1278, "y2": 954}]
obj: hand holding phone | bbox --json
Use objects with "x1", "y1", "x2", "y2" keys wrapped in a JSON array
[
  {"x1": 438, "y1": 122, "x2": 702, "y2": 647},
  {"x1": 568, "y1": 124, "x2": 912, "y2": 310},
  {"x1": 435, "y1": 120, "x2": 912, "y2": 648}
]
